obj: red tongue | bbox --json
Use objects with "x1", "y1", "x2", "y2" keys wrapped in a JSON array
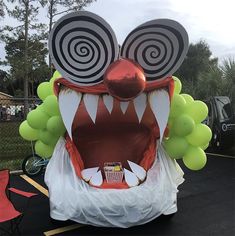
[{"x1": 73, "y1": 123, "x2": 151, "y2": 170}]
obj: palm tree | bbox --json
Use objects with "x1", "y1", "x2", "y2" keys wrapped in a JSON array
[
  {"x1": 197, "y1": 66, "x2": 223, "y2": 99},
  {"x1": 220, "y1": 57, "x2": 235, "y2": 109}
]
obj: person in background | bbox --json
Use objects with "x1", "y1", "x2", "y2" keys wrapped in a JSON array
[
  {"x1": 0, "y1": 104, "x2": 2, "y2": 120},
  {"x1": 6, "y1": 106, "x2": 11, "y2": 121}
]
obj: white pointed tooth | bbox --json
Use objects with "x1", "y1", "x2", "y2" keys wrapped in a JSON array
[
  {"x1": 124, "y1": 168, "x2": 139, "y2": 187},
  {"x1": 103, "y1": 95, "x2": 113, "y2": 114},
  {"x1": 127, "y1": 160, "x2": 146, "y2": 181},
  {"x1": 133, "y1": 93, "x2": 147, "y2": 122},
  {"x1": 89, "y1": 170, "x2": 103, "y2": 187},
  {"x1": 58, "y1": 89, "x2": 81, "y2": 140},
  {"x1": 120, "y1": 101, "x2": 129, "y2": 114},
  {"x1": 83, "y1": 94, "x2": 99, "y2": 123},
  {"x1": 149, "y1": 89, "x2": 170, "y2": 142},
  {"x1": 81, "y1": 167, "x2": 99, "y2": 182}
]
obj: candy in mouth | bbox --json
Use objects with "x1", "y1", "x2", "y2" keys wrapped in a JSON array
[{"x1": 58, "y1": 86, "x2": 171, "y2": 188}]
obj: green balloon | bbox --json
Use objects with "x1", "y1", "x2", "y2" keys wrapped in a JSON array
[
  {"x1": 36, "y1": 104, "x2": 45, "y2": 112},
  {"x1": 53, "y1": 70, "x2": 61, "y2": 79},
  {"x1": 27, "y1": 109, "x2": 50, "y2": 129},
  {"x1": 37, "y1": 82, "x2": 53, "y2": 101},
  {"x1": 43, "y1": 95, "x2": 60, "y2": 116},
  {"x1": 39, "y1": 129, "x2": 59, "y2": 146},
  {"x1": 172, "y1": 76, "x2": 182, "y2": 94},
  {"x1": 19, "y1": 121, "x2": 39, "y2": 141},
  {"x1": 201, "y1": 142, "x2": 209, "y2": 150},
  {"x1": 170, "y1": 94, "x2": 186, "y2": 118},
  {"x1": 185, "y1": 100, "x2": 208, "y2": 123},
  {"x1": 163, "y1": 136, "x2": 188, "y2": 159},
  {"x1": 181, "y1": 94, "x2": 194, "y2": 105},
  {"x1": 47, "y1": 116, "x2": 66, "y2": 136},
  {"x1": 183, "y1": 146, "x2": 207, "y2": 170},
  {"x1": 186, "y1": 124, "x2": 212, "y2": 147},
  {"x1": 35, "y1": 140, "x2": 54, "y2": 158},
  {"x1": 50, "y1": 71, "x2": 61, "y2": 89},
  {"x1": 167, "y1": 118, "x2": 175, "y2": 137},
  {"x1": 49, "y1": 77, "x2": 56, "y2": 90},
  {"x1": 173, "y1": 114, "x2": 195, "y2": 136}
]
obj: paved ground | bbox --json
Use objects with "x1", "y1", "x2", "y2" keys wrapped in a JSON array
[{"x1": 3, "y1": 154, "x2": 235, "y2": 236}]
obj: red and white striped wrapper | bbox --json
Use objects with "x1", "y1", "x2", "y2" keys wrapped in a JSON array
[{"x1": 105, "y1": 171, "x2": 124, "y2": 183}]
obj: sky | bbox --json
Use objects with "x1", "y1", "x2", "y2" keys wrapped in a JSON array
[{"x1": 0, "y1": 0, "x2": 235, "y2": 67}]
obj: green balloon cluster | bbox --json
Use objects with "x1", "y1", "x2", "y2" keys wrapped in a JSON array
[
  {"x1": 163, "y1": 76, "x2": 212, "y2": 171},
  {"x1": 19, "y1": 71, "x2": 65, "y2": 158}
]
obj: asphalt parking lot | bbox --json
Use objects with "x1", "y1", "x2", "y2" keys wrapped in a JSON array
[{"x1": 5, "y1": 154, "x2": 235, "y2": 236}]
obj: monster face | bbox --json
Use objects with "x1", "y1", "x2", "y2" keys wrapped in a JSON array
[{"x1": 49, "y1": 11, "x2": 188, "y2": 188}]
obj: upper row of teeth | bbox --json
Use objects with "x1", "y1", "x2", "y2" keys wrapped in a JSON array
[
  {"x1": 58, "y1": 88, "x2": 170, "y2": 142},
  {"x1": 81, "y1": 160, "x2": 147, "y2": 188}
]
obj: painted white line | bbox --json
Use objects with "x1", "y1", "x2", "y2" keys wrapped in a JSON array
[
  {"x1": 206, "y1": 152, "x2": 235, "y2": 159},
  {"x1": 20, "y1": 174, "x2": 49, "y2": 197},
  {"x1": 20, "y1": 174, "x2": 83, "y2": 234},
  {"x1": 44, "y1": 224, "x2": 83, "y2": 236}
]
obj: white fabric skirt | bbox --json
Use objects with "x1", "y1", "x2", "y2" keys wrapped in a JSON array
[{"x1": 45, "y1": 137, "x2": 184, "y2": 228}]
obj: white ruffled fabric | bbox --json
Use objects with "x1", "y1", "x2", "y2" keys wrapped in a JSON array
[{"x1": 45, "y1": 137, "x2": 184, "y2": 228}]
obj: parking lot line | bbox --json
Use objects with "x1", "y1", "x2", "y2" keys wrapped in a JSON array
[
  {"x1": 20, "y1": 174, "x2": 49, "y2": 197},
  {"x1": 206, "y1": 152, "x2": 235, "y2": 159},
  {"x1": 43, "y1": 224, "x2": 83, "y2": 236},
  {"x1": 20, "y1": 174, "x2": 83, "y2": 235}
]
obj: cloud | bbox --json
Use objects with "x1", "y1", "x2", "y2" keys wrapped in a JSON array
[
  {"x1": 0, "y1": 0, "x2": 234, "y2": 66},
  {"x1": 87, "y1": 0, "x2": 235, "y2": 61}
]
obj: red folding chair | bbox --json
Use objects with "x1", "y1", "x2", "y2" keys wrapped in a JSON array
[{"x1": 0, "y1": 169, "x2": 38, "y2": 235}]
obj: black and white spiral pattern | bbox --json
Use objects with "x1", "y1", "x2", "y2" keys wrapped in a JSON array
[
  {"x1": 49, "y1": 11, "x2": 119, "y2": 86},
  {"x1": 121, "y1": 19, "x2": 189, "y2": 81}
]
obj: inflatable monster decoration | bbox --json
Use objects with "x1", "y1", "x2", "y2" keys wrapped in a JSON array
[{"x1": 19, "y1": 11, "x2": 212, "y2": 227}]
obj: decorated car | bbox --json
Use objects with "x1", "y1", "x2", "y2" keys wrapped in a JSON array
[{"x1": 19, "y1": 11, "x2": 212, "y2": 227}]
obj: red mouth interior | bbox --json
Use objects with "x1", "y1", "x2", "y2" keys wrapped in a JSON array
[
  {"x1": 75, "y1": 123, "x2": 151, "y2": 170},
  {"x1": 69, "y1": 98, "x2": 159, "y2": 188},
  {"x1": 56, "y1": 78, "x2": 174, "y2": 189}
]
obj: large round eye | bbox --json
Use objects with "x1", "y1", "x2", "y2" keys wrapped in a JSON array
[
  {"x1": 49, "y1": 11, "x2": 119, "y2": 86},
  {"x1": 121, "y1": 19, "x2": 189, "y2": 82}
]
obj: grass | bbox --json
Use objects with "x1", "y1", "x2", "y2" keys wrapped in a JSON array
[
  {"x1": 0, "y1": 121, "x2": 32, "y2": 170},
  {"x1": 0, "y1": 158, "x2": 23, "y2": 171}
]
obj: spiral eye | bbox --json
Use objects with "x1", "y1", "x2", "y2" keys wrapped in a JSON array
[
  {"x1": 49, "y1": 11, "x2": 119, "y2": 86},
  {"x1": 121, "y1": 19, "x2": 189, "y2": 82}
]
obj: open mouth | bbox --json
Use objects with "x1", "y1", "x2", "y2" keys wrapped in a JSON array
[{"x1": 57, "y1": 79, "x2": 171, "y2": 189}]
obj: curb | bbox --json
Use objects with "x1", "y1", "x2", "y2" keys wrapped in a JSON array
[{"x1": 10, "y1": 170, "x2": 23, "y2": 175}]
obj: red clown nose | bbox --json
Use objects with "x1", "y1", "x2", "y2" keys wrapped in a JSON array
[{"x1": 104, "y1": 59, "x2": 146, "y2": 101}]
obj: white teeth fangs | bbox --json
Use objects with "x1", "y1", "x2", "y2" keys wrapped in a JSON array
[
  {"x1": 133, "y1": 93, "x2": 147, "y2": 122},
  {"x1": 102, "y1": 95, "x2": 114, "y2": 114},
  {"x1": 81, "y1": 167, "x2": 99, "y2": 182},
  {"x1": 59, "y1": 89, "x2": 170, "y2": 140},
  {"x1": 120, "y1": 101, "x2": 129, "y2": 114},
  {"x1": 127, "y1": 160, "x2": 146, "y2": 181},
  {"x1": 124, "y1": 168, "x2": 140, "y2": 187},
  {"x1": 89, "y1": 170, "x2": 103, "y2": 187},
  {"x1": 83, "y1": 94, "x2": 99, "y2": 123},
  {"x1": 58, "y1": 89, "x2": 82, "y2": 140},
  {"x1": 149, "y1": 89, "x2": 170, "y2": 142}
]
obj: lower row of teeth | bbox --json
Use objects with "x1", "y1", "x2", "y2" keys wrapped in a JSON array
[{"x1": 81, "y1": 160, "x2": 147, "y2": 188}]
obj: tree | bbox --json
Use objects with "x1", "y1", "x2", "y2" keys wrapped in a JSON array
[
  {"x1": 0, "y1": 0, "x2": 4, "y2": 18},
  {"x1": 175, "y1": 40, "x2": 218, "y2": 97},
  {"x1": 3, "y1": 0, "x2": 47, "y2": 116},
  {"x1": 3, "y1": 35, "x2": 49, "y2": 97},
  {"x1": 46, "y1": 0, "x2": 96, "y2": 73},
  {"x1": 0, "y1": 69, "x2": 9, "y2": 93},
  {"x1": 196, "y1": 66, "x2": 223, "y2": 99},
  {"x1": 220, "y1": 58, "x2": 235, "y2": 109}
]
